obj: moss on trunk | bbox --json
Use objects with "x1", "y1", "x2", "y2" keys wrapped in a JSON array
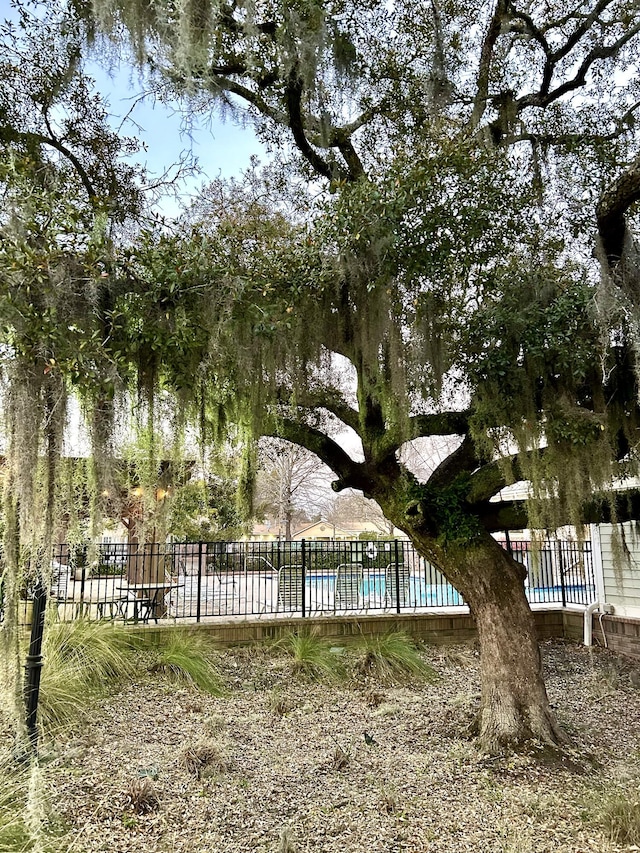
[{"x1": 380, "y1": 495, "x2": 565, "y2": 752}]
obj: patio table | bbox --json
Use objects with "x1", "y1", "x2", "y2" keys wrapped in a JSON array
[
  {"x1": 117, "y1": 581, "x2": 185, "y2": 623},
  {"x1": 96, "y1": 595, "x2": 130, "y2": 621}
]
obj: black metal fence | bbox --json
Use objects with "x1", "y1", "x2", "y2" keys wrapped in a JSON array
[{"x1": 35, "y1": 537, "x2": 598, "y2": 624}]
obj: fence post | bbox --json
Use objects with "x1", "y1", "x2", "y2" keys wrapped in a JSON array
[
  {"x1": 504, "y1": 529, "x2": 513, "y2": 558},
  {"x1": 24, "y1": 580, "x2": 47, "y2": 753},
  {"x1": 78, "y1": 563, "x2": 86, "y2": 619},
  {"x1": 196, "y1": 541, "x2": 203, "y2": 623},
  {"x1": 394, "y1": 539, "x2": 401, "y2": 614},
  {"x1": 301, "y1": 539, "x2": 306, "y2": 618},
  {"x1": 585, "y1": 538, "x2": 595, "y2": 603},
  {"x1": 557, "y1": 540, "x2": 567, "y2": 607}
]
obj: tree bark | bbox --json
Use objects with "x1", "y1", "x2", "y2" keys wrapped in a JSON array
[
  {"x1": 441, "y1": 534, "x2": 566, "y2": 752},
  {"x1": 380, "y1": 496, "x2": 566, "y2": 752}
]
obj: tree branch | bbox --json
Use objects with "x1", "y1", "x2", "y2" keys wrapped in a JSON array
[
  {"x1": 511, "y1": 99, "x2": 640, "y2": 148},
  {"x1": 209, "y1": 61, "x2": 280, "y2": 90},
  {"x1": 407, "y1": 411, "x2": 470, "y2": 438},
  {"x1": 331, "y1": 132, "x2": 366, "y2": 181},
  {"x1": 466, "y1": 450, "x2": 540, "y2": 504},
  {"x1": 596, "y1": 153, "x2": 640, "y2": 266},
  {"x1": 337, "y1": 105, "x2": 383, "y2": 138},
  {"x1": 264, "y1": 416, "x2": 372, "y2": 493},
  {"x1": 470, "y1": 0, "x2": 508, "y2": 131},
  {"x1": 202, "y1": 75, "x2": 286, "y2": 124},
  {"x1": 477, "y1": 489, "x2": 640, "y2": 532},
  {"x1": 218, "y1": 3, "x2": 278, "y2": 37},
  {"x1": 275, "y1": 385, "x2": 361, "y2": 435},
  {"x1": 547, "y1": 0, "x2": 616, "y2": 63},
  {"x1": 476, "y1": 498, "x2": 528, "y2": 532},
  {"x1": 1, "y1": 125, "x2": 97, "y2": 203},
  {"x1": 285, "y1": 64, "x2": 344, "y2": 182},
  {"x1": 517, "y1": 22, "x2": 640, "y2": 111},
  {"x1": 428, "y1": 434, "x2": 480, "y2": 491},
  {"x1": 506, "y1": 5, "x2": 552, "y2": 94}
]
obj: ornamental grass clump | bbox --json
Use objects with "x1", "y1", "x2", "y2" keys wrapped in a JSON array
[
  {"x1": 181, "y1": 741, "x2": 228, "y2": 779},
  {"x1": 598, "y1": 787, "x2": 640, "y2": 845},
  {"x1": 268, "y1": 688, "x2": 294, "y2": 717},
  {"x1": 276, "y1": 631, "x2": 345, "y2": 682},
  {"x1": 355, "y1": 632, "x2": 437, "y2": 683},
  {"x1": 39, "y1": 620, "x2": 138, "y2": 733},
  {"x1": 123, "y1": 777, "x2": 159, "y2": 815},
  {"x1": 0, "y1": 765, "x2": 32, "y2": 853},
  {"x1": 146, "y1": 629, "x2": 224, "y2": 695}
]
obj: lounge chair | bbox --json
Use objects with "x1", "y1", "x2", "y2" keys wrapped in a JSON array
[
  {"x1": 276, "y1": 565, "x2": 304, "y2": 612},
  {"x1": 384, "y1": 561, "x2": 411, "y2": 610},
  {"x1": 335, "y1": 563, "x2": 364, "y2": 611}
]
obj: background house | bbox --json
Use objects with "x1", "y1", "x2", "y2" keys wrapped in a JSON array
[
  {"x1": 594, "y1": 523, "x2": 640, "y2": 619},
  {"x1": 290, "y1": 519, "x2": 406, "y2": 541}
]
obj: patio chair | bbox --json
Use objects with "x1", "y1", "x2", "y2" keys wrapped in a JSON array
[
  {"x1": 208, "y1": 573, "x2": 237, "y2": 615},
  {"x1": 115, "y1": 588, "x2": 154, "y2": 624},
  {"x1": 96, "y1": 596, "x2": 130, "y2": 621},
  {"x1": 205, "y1": 543, "x2": 231, "y2": 581},
  {"x1": 166, "y1": 574, "x2": 197, "y2": 619},
  {"x1": 384, "y1": 561, "x2": 411, "y2": 610},
  {"x1": 276, "y1": 565, "x2": 304, "y2": 612},
  {"x1": 335, "y1": 563, "x2": 364, "y2": 611}
]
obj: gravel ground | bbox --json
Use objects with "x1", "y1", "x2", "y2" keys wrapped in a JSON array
[{"x1": 9, "y1": 639, "x2": 640, "y2": 852}]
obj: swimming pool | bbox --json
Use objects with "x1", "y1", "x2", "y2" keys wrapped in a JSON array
[
  {"x1": 304, "y1": 572, "x2": 594, "y2": 609},
  {"x1": 304, "y1": 572, "x2": 464, "y2": 608}
]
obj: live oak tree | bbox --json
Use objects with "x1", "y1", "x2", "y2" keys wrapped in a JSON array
[{"x1": 58, "y1": 0, "x2": 640, "y2": 749}]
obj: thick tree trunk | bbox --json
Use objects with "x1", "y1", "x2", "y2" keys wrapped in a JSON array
[
  {"x1": 379, "y1": 493, "x2": 566, "y2": 752},
  {"x1": 437, "y1": 533, "x2": 566, "y2": 752}
]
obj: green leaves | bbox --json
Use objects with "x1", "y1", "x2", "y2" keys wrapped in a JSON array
[{"x1": 408, "y1": 475, "x2": 481, "y2": 547}]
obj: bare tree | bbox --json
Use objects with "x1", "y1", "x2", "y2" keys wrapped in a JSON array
[
  {"x1": 255, "y1": 439, "x2": 333, "y2": 538},
  {"x1": 326, "y1": 491, "x2": 393, "y2": 536}
]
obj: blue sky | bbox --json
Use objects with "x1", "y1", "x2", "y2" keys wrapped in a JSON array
[
  {"x1": 90, "y1": 63, "x2": 266, "y2": 216},
  {"x1": 0, "y1": 0, "x2": 266, "y2": 216}
]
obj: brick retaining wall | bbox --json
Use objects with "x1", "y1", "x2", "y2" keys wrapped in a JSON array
[
  {"x1": 133, "y1": 608, "x2": 640, "y2": 662},
  {"x1": 135, "y1": 608, "x2": 567, "y2": 648},
  {"x1": 590, "y1": 614, "x2": 640, "y2": 659}
]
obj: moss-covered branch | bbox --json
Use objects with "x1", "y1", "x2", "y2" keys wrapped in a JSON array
[
  {"x1": 475, "y1": 499, "x2": 529, "y2": 532},
  {"x1": 466, "y1": 457, "x2": 524, "y2": 505},
  {"x1": 275, "y1": 386, "x2": 361, "y2": 435},
  {"x1": 407, "y1": 411, "x2": 470, "y2": 439},
  {"x1": 428, "y1": 434, "x2": 480, "y2": 491},
  {"x1": 477, "y1": 489, "x2": 640, "y2": 532},
  {"x1": 263, "y1": 416, "x2": 373, "y2": 494},
  {"x1": 597, "y1": 153, "x2": 640, "y2": 267}
]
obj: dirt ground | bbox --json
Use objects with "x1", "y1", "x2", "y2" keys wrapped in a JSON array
[{"x1": 9, "y1": 639, "x2": 640, "y2": 852}]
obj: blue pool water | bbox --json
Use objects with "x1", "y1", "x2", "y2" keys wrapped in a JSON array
[{"x1": 304, "y1": 572, "x2": 594, "y2": 608}]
